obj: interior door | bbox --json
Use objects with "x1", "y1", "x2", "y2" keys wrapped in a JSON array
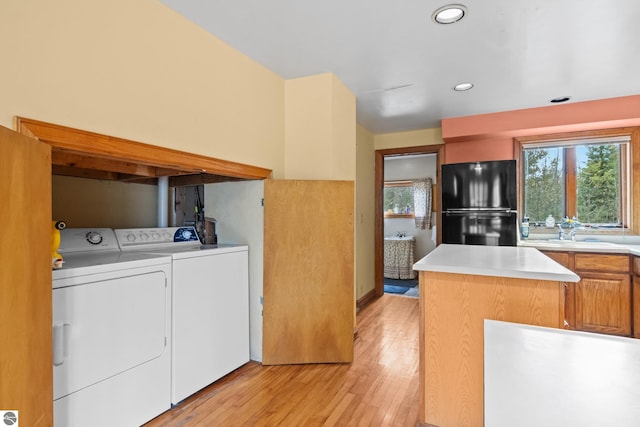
[
  {"x1": 263, "y1": 180, "x2": 354, "y2": 365},
  {"x1": 0, "y1": 125, "x2": 52, "y2": 426}
]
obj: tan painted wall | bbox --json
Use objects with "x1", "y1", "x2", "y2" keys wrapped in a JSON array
[
  {"x1": 1, "y1": 0, "x2": 285, "y2": 177},
  {"x1": 285, "y1": 75, "x2": 333, "y2": 179},
  {"x1": 3, "y1": 0, "x2": 367, "y2": 306},
  {"x1": 374, "y1": 128, "x2": 443, "y2": 150},
  {"x1": 355, "y1": 125, "x2": 376, "y2": 299},
  {"x1": 284, "y1": 73, "x2": 360, "y2": 301},
  {"x1": 330, "y1": 76, "x2": 357, "y2": 180},
  {"x1": 284, "y1": 74, "x2": 356, "y2": 180}
]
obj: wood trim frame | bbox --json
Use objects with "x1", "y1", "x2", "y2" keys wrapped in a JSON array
[
  {"x1": 383, "y1": 180, "x2": 416, "y2": 218},
  {"x1": 565, "y1": 146, "x2": 577, "y2": 217},
  {"x1": 375, "y1": 144, "x2": 445, "y2": 297},
  {"x1": 15, "y1": 117, "x2": 272, "y2": 184},
  {"x1": 514, "y1": 126, "x2": 640, "y2": 233},
  {"x1": 383, "y1": 180, "x2": 438, "y2": 218}
]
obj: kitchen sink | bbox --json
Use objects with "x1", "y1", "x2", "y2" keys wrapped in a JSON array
[{"x1": 519, "y1": 239, "x2": 622, "y2": 252}]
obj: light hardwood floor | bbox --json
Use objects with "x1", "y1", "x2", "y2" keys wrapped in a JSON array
[{"x1": 144, "y1": 294, "x2": 419, "y2": 426}]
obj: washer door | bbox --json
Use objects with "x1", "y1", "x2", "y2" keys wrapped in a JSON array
[{"x1": 53, "y1": 271, "x2": 168, "y2": 400}]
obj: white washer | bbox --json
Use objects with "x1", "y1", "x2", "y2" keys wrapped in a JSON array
[
  {"x1": 115, "y1": 226, "x2": 250, "y2": 404},
  {"x1": 53, "y1": 228, "x2": 172, "y2": 427}
]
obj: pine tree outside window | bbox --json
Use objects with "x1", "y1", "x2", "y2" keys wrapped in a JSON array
[{"x1": 383, "y1": 181, "x2": 414, "y2": 218}]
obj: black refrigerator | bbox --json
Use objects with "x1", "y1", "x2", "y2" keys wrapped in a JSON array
[{"x1": 441, "y1": 160, "x2": 518, "y2": 246}]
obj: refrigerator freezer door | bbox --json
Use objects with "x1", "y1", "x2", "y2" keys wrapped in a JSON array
[{"x1": 442, "y1": 211, "x2": 518, "y2": 246}]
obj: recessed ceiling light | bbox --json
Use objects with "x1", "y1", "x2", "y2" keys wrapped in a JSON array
[
  {"x1": 453, "y1": 82, "x2": 473, "y2": 91},
  {"x1": 550, "y1": 96, "x2": 571, "y2": 103},
  {"x1": 432, "y1": 4, "x2": 467, "y2": 24}
]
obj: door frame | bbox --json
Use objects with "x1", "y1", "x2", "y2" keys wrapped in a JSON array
[{"x1": 374, "y1": 145, "x2": 445, "y2": 297}]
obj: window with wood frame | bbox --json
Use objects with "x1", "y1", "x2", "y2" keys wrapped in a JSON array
[
  {"x1": 383, "y1": 181, "x2": 414, "y2": 218},
  {"x1": 520, "y1": 135, "x2": 630, "y2": 228}
]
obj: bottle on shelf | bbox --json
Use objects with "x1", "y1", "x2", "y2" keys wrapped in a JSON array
[{"x1": 520, "y1": 216, "x2": 530, "y2": 239}]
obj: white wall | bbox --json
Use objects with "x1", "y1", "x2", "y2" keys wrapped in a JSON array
[
  {"x1": 384, "y1": 154, "x2": 437, "y2": 260},
  {"x1": 204, "y1": 180, "x2": 264, "y2": 362}
]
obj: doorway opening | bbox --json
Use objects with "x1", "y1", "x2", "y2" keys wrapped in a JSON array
[{"x1": 375, "y1": 145, "x2": 444, "y2": 298}]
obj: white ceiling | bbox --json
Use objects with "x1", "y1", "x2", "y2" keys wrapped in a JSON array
[{"x1": 160, "y1": 0, "x2": 640, "y2": 134}]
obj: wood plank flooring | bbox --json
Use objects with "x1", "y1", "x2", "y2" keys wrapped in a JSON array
[{"x1": 144, "y1": 294, "x2": 419, "y2": 426}]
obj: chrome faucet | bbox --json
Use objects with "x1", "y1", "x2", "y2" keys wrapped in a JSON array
[
  {"x1": 557, "y1": 224, "x2": 565, "y2": 240},
  {"x1": 568, "y1": 228, "x2": 577, "y2": 242}
]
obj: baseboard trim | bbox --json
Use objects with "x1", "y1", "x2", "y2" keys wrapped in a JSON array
[{"x1": 356, "y1": 289, "x2": 376, "y2": 312}]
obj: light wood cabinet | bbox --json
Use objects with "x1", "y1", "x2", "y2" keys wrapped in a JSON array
[
  {"x1": 575, "y1": 253, "x2": 631, "y2": 336},
  {"x1": 575, "y1": 271, "x2": 631, "y2": 335},
  {"x1": 575, "y1": 253, "x2": 630, "y2": 273},
  {"x1": 634, "y1": 256, "x2": 640, "y2": 338},
  {"x1": 542, "y1": 251, "x2": 632, "y2": 337},
  {"x1": 541, "y1": 250, "x2": 575, "y2": 329},
  {"x1": 419, "y1": 270, "x2": 566, "y2": 427}
]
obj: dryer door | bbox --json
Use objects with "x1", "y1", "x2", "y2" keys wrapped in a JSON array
[{"x1": 53, "y1": 270, "x2": 168, "y2": 400}]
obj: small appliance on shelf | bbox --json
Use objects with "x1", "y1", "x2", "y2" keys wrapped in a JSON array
[{"x1": 545, "y1": 215, "x2": 556, "y2": 228}]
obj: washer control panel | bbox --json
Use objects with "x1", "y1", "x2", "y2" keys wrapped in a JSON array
[{"x1": 115, "y1": 227, "x2": 201, "y2": 249}]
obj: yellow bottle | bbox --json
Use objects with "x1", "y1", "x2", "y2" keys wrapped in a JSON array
[{"x1": 52, "y1": 220, "x2": 66, "y2": 269}]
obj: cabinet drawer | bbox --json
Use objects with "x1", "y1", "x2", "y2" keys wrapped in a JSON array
[
  {"x1": 634, "y1": 256, "x2": 640, "y2": 276},
  {"x1": 575, "y1": 253, "x2": 629, "y2": 273},
  {"x1": 541, "y1": 251, "x2": 570, "y2": 269}
]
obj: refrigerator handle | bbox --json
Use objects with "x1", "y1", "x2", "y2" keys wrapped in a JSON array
[{"x1": 444, "y1": 209, "x2": 518, "y2": 214}]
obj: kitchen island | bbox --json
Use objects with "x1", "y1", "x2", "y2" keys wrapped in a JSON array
[
  {"x1": 413, "y1": 244, "x2": 579, "y2": 427},
  {"x1": 484, "y1": 319, "x2": 640, "y2": 427}
]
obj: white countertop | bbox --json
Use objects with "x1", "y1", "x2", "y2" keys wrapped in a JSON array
[
  {"x1": 519, "y1": 239, "x2": 640, "y2": 255},
  {"x1": 485, "y1": 320, "x2": 640, "y2": 427},
  {"x1": 413, "y1": 244, "x2": 580, "y2": 282}
]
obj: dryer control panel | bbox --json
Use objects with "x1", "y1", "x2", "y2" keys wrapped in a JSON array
[{"x1": 59, "y1": 228, "x2": 120, "y2": 253}]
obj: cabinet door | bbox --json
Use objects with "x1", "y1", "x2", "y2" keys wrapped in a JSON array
[
  {"x1": 634, "y1": 273, "x2": 640, "y2": 338},
  {"x1": 0, "y1": 125, "x2": 52, "y2": 426},
  {"x1": 634, "y1": 257, "x2": 640, "y2": 338},
  {"x1": 575, "y1": 272, "x2": 631, "y2": 336},
  {"x1": 541, "y1": 251, "x2": 574, "y2": 328},
  {"x1": 263, "y1": 180, "x2": 354, "y2": 365},
  {"x1": 633, "y1": 270, "x2": 640, "y2": 338}
]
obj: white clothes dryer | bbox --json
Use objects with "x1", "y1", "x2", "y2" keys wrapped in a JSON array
[
  {"x1": 115, "y1": 226, "x2": 250, "y2": 404},
  {"x1": 53, "y1": 228, "x2": 172, "y2": 427}
]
